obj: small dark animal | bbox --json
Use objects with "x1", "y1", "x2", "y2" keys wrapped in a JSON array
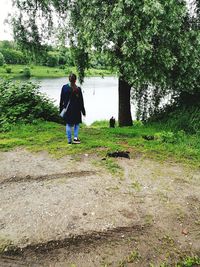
[
  {"x1": 109, "y1": 116, "x2": 115, "y2": 128},
  {"x1": 107, "y1": 151, "x2": 130, "y2": 159}
]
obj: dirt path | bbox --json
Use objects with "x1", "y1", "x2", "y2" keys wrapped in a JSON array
[{"x1": 0, "y1": 148, "x2": 200, "y2": 266}]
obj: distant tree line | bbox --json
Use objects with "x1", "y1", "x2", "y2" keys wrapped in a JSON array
[{"x1": 0, "y1": 40, "x2": 110, "y2": 69}]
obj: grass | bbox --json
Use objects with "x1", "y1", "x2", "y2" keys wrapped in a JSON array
[
  {"x1": 0, "y1": 64, "x2": 114, "y2": 79},
  {"x1": 130, "y1": 180, "x2": 142, "y2": 192},
  {"x1": 149, "y1": 256, "x2": 200, "y2": 267},
  {"x1": 118, "y1": 250, "x2": 141, "y2": 266},
  {"x1": 93, "y1": 158, "x2": 123, "y2": 176},
  {"x1": 176, "y1": 256, "x2": 200, "y2": 267},
  {"x1": 0, "y1": 236, "x2": 13, "y2": 253},
  {"x1": 0, "y1": 120, "x2": 200, "y2": 167}
]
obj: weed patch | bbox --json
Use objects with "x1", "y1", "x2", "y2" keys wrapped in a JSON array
[
  {"x1": 93, "y1": 158, "x2": 123, "y2": 176},
  {"x1": 118, "y1": 250, "x2": 141, "y2": 266},
  {"x1": 0, "y1": 236, "x2": 13, "y2": 254}
]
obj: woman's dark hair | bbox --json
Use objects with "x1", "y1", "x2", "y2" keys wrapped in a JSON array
[{"x1": 69, "y1": 73, "x2": 77, "y2": 82}]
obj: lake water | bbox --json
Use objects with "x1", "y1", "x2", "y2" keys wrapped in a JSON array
[{"x1": 32, "y1": 77, "x2": 136, "y2": 125}]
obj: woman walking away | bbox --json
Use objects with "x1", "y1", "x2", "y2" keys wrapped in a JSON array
[{"x1": 60, "y1": 73, "x2": 86, "y2": 144}]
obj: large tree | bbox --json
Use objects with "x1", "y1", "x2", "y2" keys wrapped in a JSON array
[
  {"x1": 134, "y1": 0, "x2": 200, "y2": 120},
  {"x1": 12, "y1": 0, "x2": 196, "y2": 126}
]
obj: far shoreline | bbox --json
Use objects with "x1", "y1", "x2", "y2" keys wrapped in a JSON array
[{"x1": 0, "y1": 64, "x2": 116, "y2": 79}]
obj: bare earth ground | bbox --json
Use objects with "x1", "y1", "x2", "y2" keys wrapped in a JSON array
[{"x1": 0, "y1": 148, "x2": 200, "y2": 266}]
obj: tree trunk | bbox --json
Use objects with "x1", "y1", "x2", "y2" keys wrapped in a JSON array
[{"x1": 118, "y1": 77, "x2": 133, "y2": 126}]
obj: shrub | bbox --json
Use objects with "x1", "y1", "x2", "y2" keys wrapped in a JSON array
[
  {"x1": 59, "y1": 65, "x2": 65, "y2": 69},
  {"x1": 155, "y1": 131, "x2": 175, "y2": 143},
  {"x1": 58, "y1": 54, "x2": 67, "y2": 65},
  {"x1": 0, "y1": 52, "x2": 4, "y2": 66},
  {"x1": 155, "y1": 130, "x2": 186, "y2": 144},
  {"x1": 0, "y1": 79, "x2": 61, "y2": 131},
  {"x1": 0, "y1": 48, "x2": 27, "y2": 64},
  {"x1": 46, "y1": 51, "x2": 59, "y2": 67},
  {"x1": 133, "y1": 120, "x2": 143, "y2": 127},
  {"x1": 5, "y1": 67, "x2": 12, "y2": 73},
  {"x1": 149, "y1": 103, "x2": 200, "y2": 134},
  {"x1": 22, "y1": 67, "x2": 31, "y2": 78}
]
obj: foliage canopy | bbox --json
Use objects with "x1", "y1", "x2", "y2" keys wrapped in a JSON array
[{"x1": 11, "y1": 0, "x2": 200, "y2": 123}]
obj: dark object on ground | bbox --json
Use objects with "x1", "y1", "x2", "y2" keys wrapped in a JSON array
[
  {"x1": 107, "y1": 151, "x2": 130, "y2": 159},
  {"x1": 142, "y1": 135, "x2": 155, "y2": 141},
  {"x1": 109, "y1": 116, "x2": 115, "y2": 128}
]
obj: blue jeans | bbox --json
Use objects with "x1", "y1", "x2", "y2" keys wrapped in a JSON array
[{"x1": 66, "y1": 124, "x2": 79, "y2": 143}]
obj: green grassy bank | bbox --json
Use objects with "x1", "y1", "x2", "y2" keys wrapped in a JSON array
[
  {"x1": 0, "y1": 120, "x2": 199, "y2": 167},
  {"x1": 0, "y1": 64, "x2": 114, "y2": 79}
]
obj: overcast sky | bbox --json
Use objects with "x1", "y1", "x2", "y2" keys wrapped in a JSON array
[
  {"x1": 0, "y1": 0, "x2": 196, "y2": 41},
  {"x1": 0, "y1": 0, "x2": 13, "y2": 40}
]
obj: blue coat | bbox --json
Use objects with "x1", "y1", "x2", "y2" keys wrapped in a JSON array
[{"x1": 59, "y1": 84, "x2": 86, "y2": 124}]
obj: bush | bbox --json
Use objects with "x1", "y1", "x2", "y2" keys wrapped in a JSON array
[
  {"x1": 58, "y1": 54, "x2": 67, "y2": 65},
  {"x1": 0, "y1": 52, "x2": 4, "y2": 66},
  {"x1": 155, "y1": 130, "x2": 186, "y2": 144},
  {"x1": 22, "y1": 67, "x2": 31, "y2": 78},
  {"x1": 5, "y1": 67, "x2": 12, "y2": 73},
  {"x1": 0, "y1": 79, "x2": 61, "y2": 131},
  {"x1": 46, "y1": 51, "x2": 59, "y2": 67},
  {"x1": 0, "y1": 48, "x2": 27, "y2": 64},
  {"x1": 133, "y1": 120, "x2": 143, "y2": 127},
  {"x1": 59, "y1": 65, "x2": 65, "y2": 69},
  {"x1": 149, "y1": 103, "x2": 200, "y2": 134}
]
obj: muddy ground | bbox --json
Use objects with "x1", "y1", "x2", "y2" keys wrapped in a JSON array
[{"x1": 0, "y1": 148, "x2": 200, "y2": 266}]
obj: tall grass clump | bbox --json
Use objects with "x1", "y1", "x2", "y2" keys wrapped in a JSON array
[
  {"x1": 0, "y1": 79, "x2": 60, "y2": 132},
  {"x1": 165, "y1": 106, "x2": 200, "y2": 134},
  {"x1": 149, "y1": 104, "x2": 200, "y2": 135}
]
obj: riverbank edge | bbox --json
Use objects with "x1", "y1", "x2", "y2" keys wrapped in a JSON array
[{"x1": 0, "y1": 65, "x2": 116, "y2": 79}]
